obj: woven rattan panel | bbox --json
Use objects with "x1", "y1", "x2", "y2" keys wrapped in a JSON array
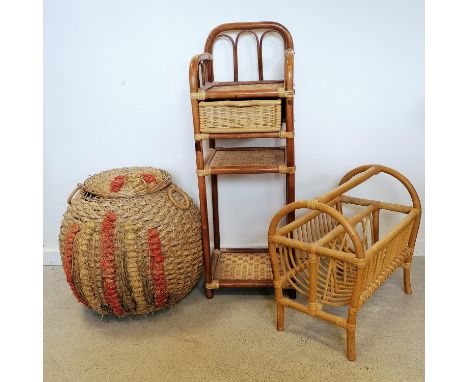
[
  {"x1": 208, "y1": 148, "x2": 285, "y2": 169},
  {"x1": 213, "y1": 251, "x2": 273, "y2": 281},
  {"x1": 199, "y1": 99, "x2": 282, "y2": 133}
]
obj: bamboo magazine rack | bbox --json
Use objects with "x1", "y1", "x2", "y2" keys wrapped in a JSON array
[
  {"x1": 268, "y1": 165, "x2": 421, "y2": 360},
  {"x1": 189, "y1": 22, "x2": 296, "y2": 298}
]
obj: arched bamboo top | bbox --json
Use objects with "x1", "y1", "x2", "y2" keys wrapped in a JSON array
[
  {"x1": 204, "y1": 21, "x2": 294, "y2": 53},
  {"x1": 338, "y1": 165, "x2": 421, "y2": 210},
  {"x1": 268, "y1": 164, "x2": 420, "y2": 259},
  {"x1": 200, "y1": 22, "x2": 294, "y2": 83},
  {"x1": 268, "y1": 199, "x2": 365, "y2": 259}
]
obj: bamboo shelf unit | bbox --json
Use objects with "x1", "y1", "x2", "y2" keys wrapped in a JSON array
[{"x1": 189, "y1": 22, "x2": 296, "y2": 298}]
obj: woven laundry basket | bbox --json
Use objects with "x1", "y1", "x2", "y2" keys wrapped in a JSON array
[
  {"x1": 59, "y1": 167, "x2": 202, "y2": 316},
  {"x1": 198, "y1": 99, "x2": 282, "y2": 133}
]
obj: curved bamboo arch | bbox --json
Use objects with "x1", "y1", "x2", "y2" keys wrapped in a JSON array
[
  {"x1": 203, "y1": 21, "x2": 294, "y2": 83},
  {"x1": 268, "y1": 199, "x2": 365, "y2": 259},
  {"x1": 268, "y1": 164, "x2": 421, "y2": 259},
  {"x1": 213, "y1": 33, "x2": 236, "y2": 80},
  {"x1": 204, "y1": 22, "x2": 294, "y2": 53},
  {"x1": 307, "y1": 200, "x2": 365, "y2": 258},
  {"x1": 338, "y1": 164, "x2": 421, "y2": 210}
]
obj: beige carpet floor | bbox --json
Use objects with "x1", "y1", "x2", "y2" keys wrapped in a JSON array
[{"x1": 44, "y1": 257, "x2": 424, "y2": 381}]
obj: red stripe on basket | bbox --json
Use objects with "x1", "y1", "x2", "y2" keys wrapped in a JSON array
[
  {"x1": 63, "y1": 224, "x2": 88, "y2": 306},
  {"x1": 100, "y1": 212, "x2": 125, "y2": 316},
  {"x1": 148, "y1": 228, "x2": 168, "y2": 307},
  {"x1": 110, "y1": 175, "x2": 127, "y2": 192},
  {"x1": 141, "y1": 173, "x2": 157, "y2": 184}
]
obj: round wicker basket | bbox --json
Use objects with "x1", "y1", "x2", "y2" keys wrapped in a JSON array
[{"x1": 59, "y1": 167, "x2": 202, "y2": 316}]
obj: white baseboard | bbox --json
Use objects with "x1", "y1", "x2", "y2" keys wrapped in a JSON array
[{"x1": 43, "y1": 238, "x2": 425, "y2": 266}]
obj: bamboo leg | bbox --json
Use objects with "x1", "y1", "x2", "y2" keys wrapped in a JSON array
[
  {"x1": 346, "y1": 327, "x2": 356, "y2": 361},
  {"x1": 277, "y1": 52, "x2": 296, "y2": 299},
  {"x1": 209, "y1": 139, "x2": 220, "y2": 251},
  {"x1": 404, "y1": 268, "x2": 412, "y2": 295},
  {"x1": 404, "y1": 213, "x2": 419, "y2": 296},
  {"x1": 286, "y1": 173, "x2": 295, "y2": 221},
  {"x1": 346, "y1": 307, "x2": 357, "y2": 361},
  {"x1": 285, "y1": 178, "x2": 296, "y2": 300},
  {"x1": 285, "y1": 178, "x2": 296, "y2": 302},
  {"x1": 190, "y1": 58, "x2": 213, "y2": 298},
  {"x1": 277, "y1": 302, "x2": 285, "y2": 331},
  {"x1": 404, "y1": 259, "x2": 413, "y2": 295},
  {"x1": 211, "y1": 174, "x2": 220, "y2": 250},
  {"x1": 197, "y1": 172, "x2": 214, "y2": 299},
  {"x1": 284, "y1": 93, "x2": 295, "y2": 222}
]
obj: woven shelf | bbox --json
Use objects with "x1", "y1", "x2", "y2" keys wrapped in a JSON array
[
  {"x1": 200, "y1": 80, "x2": 285, "y2": 100},
  {"x1": 202, "y1": 147, "x2": 293, "y2": 175},
  {"x1": 211, "y1": 249, "x2": 275, "y2": 287}
]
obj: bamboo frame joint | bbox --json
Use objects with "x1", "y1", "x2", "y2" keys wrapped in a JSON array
[
  {"x1": 196, "y1": 169, "x2": 210, "y2": 176},
  {"x1": 205, "y1": 280, "x2": 219, "y2": 289},
  {"x1": 355, "y1": 258, "x2": 367, "y2": 267},
  {"x1": 190, "y1": 90, "x2": 206, "y2": 100},
  {"x1": 273, "y1": 280, "x2": 283, "y2": 289},
  {"x1": 278, "y1": 131, "x2": 294, "y2": 139},
  {"x1": 194, "y1": 133, "x2": 209, "y2": 141},
  {"x1": 278, "y1": 165, "x2": 296, "y2": 174},
  {"x1": 401, "y1": 262, "x2": 411, "y2": 270},
  {"x1": 306, "y1": 199, "x2": 319, "y2": 209},
  {"x1": 308, "y1": 302, "x2": 322, "y2": 314},
  {"x1": 278, "y1": 88, "x2": 295, "y2": 98}
]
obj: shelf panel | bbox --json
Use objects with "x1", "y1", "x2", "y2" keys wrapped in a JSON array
[
  {"x1": 212, "y1": 249, "x2": 274, "y2": 287},
  {"x1": 200, "y1": 131, "x2": 289, "y2": 140},
  {"x1": 204, "y1": 147, "x2": 287, "y2": 175},
  {"x1": 201, "y1": 80, "x2": 286, "y2": 100}
]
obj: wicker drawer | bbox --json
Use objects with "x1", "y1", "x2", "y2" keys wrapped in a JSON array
[{"x1": 199, "y1": 99, "x2": 281, "y2": 133}]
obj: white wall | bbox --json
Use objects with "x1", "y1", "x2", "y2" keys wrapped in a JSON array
[{"x1": 44, "y1": 0, "x2": 424, "y2": 264}]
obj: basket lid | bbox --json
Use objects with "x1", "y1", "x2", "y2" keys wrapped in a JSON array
[{"x1": 83, "y1": 167, "x2": 172, "y2": 198}]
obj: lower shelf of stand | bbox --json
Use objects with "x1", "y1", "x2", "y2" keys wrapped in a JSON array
[
  {"x1": 210, "y1": 248, "x2": 276, "y2": 288},
  {"x1": 204, "y1": 147, "x2": 288, "y2": 175}
]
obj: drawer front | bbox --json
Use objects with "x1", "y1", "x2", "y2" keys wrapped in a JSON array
[{"x1": 199, "y1": 99, "x2": 281, "y2": 133}]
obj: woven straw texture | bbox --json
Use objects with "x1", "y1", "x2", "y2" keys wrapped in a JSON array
[
  {"x1": 213, "y1": 251, "x2": 273, "y2": 281},
  {"x1": 199, "y1": 100, "x2": 281, "y2": 133},
  {"x1": 59, "y1": 167, "x2": 202, "y2": 316},
  {"x1": 208, "y1": 148, "x2": 285, "y2": 169},
  {"x1": 208, "y1": 83, "x2": 283, "y2": 92},
  {"x1": 83, "y1": 167, "x2": 172, "y2": 198}
]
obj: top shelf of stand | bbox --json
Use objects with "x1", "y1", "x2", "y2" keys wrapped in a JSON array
[{"x1": 197, "y1": 80, "x2": 289, "y2": 100}]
